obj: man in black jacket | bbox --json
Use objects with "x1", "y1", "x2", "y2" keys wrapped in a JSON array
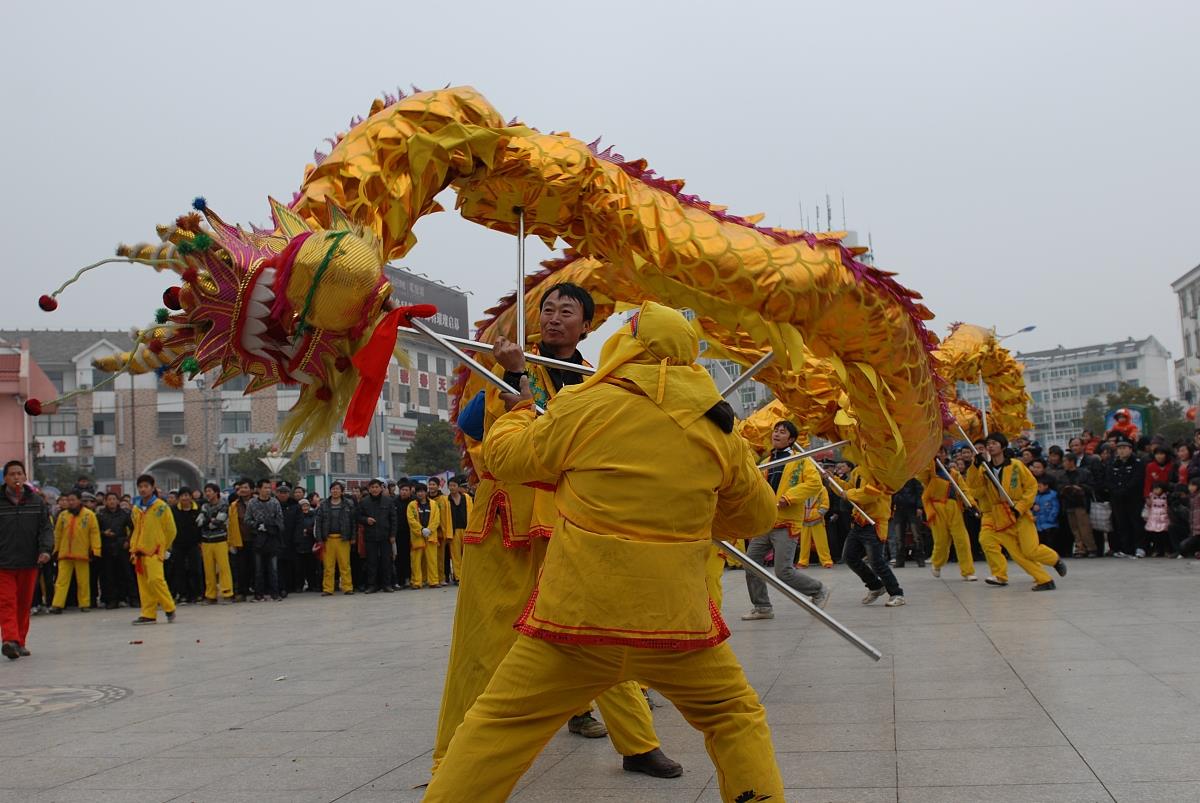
[
  {"x1": 393, "y1": 483, "x2": 415, "y2": 588},
  {"x1": 1060, "y1": 453, "x2": 1097, "y2": 557},
  {"x1": 275, "y1": 482, "x2": 300, "y2": 599},
  {"x1": 1105, "y1": 438, "x2": 1145, "y2": 558},
  {"x1": 0, "y1": 460, "x2": 53, "y2": 659},
  {"x1": 96, "y1": 491, "x2": 132, "y2": 609},
  {"x1": 359, "y1": 479, "x2": 396, "y2": 593},
  {"x1": 169, "y1": 488, "x2": 203, "y2": 604}
]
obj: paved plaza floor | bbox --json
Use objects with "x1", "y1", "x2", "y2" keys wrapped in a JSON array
[{"x1": 4, "y1": 556, "x2": 1200, "y2": 802}]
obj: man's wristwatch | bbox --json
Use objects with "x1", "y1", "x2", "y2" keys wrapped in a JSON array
[{"x1": 502, "y1": 370, "x2": 529, "y2": 390}]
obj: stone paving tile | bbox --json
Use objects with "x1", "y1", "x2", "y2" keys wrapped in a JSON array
[
  {"x1": 897, "y1": 784, "x2": 1113, "y2": 803},
  {"x1": 894, "y1": 716, "x2": 1069, "y2": 750},
  {"x1": 1106, "y1": 781, "x2": 1200, "y2": 802},
  {"x1": 897, "y1": 746, "x2": 1096, "y2": 787},
  {"x1": 1077, "y1": 743, "x2": 1200, "y2": 785},
  {"x1": 776, "y1": 749, "x2": 897, "y2": 788}
]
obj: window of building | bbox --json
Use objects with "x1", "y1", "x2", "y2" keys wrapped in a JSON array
[
  {"x1": 437, "y1": 391, "x2": 448, "y2": 410},
  {"x1": 330, "y1": 452, "x2": 345, "y2": 473},
  {"x1": 221, "y1": 411, "x2": 251, "y2": 433},
  {"x1": 382, "y1": 381, "x2": 391, "y2": 403},
  {"x1": 392, "y1": 454, "x2": 405, "y2": 478},
  {"x1": 418, "y1": 352, "x2": 429, "y2": 371},
  {"x1": 1125, "y1": 358, "x2": 1138, "y2": 370},
  {"x1": 157, "y1": 411, "x2": 185, "y2": 436},
  {"x1": 1127, "y1": 379, "x2": 1140, "y2": 388},
  {"x1": 277, "y1": 410, "x2": 290, "y2": 428},
  {"x1": 91, "y1": 368, "x2": 116, "y2": 388},
  {"x1": 399, "y1": 384, "x2": 410, "y2": 406},
  {"x1": 436, "y1": 356, "x2": 447, "y2": 376},
  {"x1": 221, "y1": 374, "x2": 249, "y2": 391},
  {"x1": 34, "y1": 409, "x2": 78, "y2": 437},
  {"x1": 44, "y1": 371, "x2": 64, "y2": 393},
  {"x1": 93, "y1": 456, "x2": 116, "y2": 478},
  {"x1": 356, "y1": 454, "x2": 371, "y2": 475},
  {"x1": 418, "y1": 389, "x2": 430, "y2": 408},
  {"x1": 1026, "y1": 370, "x2": 1041, "y2": 382},
  {"x1": 91, "y1": 412, "x2": 115, "y2": 435}
]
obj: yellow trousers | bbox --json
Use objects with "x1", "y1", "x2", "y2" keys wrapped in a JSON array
[
  {"x1": 426, "y1": 635, "x2": 783, "y2": 803},
  {"x1": 136, "y1": 556, "x2": 175, "y2": 618},
  {"x1": 980, "y1": 517, "x2": 1058, "y2": 584},
  {"x1": 797, "y1": 523, "x2": 832, "y2": 567},
  {"x1": 322, "y1": 536, "x2": 353, "y2": 593},
  {"x1": 433, "y1": 534, "x2": 659, "y2": 772},
  {"x1": 52, "y1": 558, "x2": 90, "y2": 609},
  {"x1": 411, "y1": 540, "x2": 440, "y2": 588},
  {"x1": 930, "y1": 516, "x2": 975, "y2": 577},
  {"x1": 201, "y1": 542, "x2": 233, "y2": 600},
  {"x1": 450, "y1": 528, "x2": 465, "y2": 581}
]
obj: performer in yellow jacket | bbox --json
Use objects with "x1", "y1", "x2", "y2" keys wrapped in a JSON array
[
  {"x1": 445, "y1": 477, "x2": 472, "y2": 584},
  {"x1": 426, "y1": 301, "x2": 784, "y2": 803},
  {"x1": 742, "y1": 422, "x2": 831, "y2": 620},
  {"x1": 50, "y1": 490, "x2": 101, "y2": 611},
  {"x1": 407, "y1": 486, "x2": 441, "y2": 588},
  {"x1": 922, "y1": 447, "x2": 977, "y2": 581},
  {"x1": 838, "y1": 465, "x2": 906, "y2": 606},
  {"x1": 426, "y1": 477, "x2": 451, "y2": 587},
  {"x1": 433, "y1": 284, "x2": 675, "y2": 780},
  {"x1": 129, "y1": 473, "x2": 178, "y2": 624},
  {"x1": 965, "y1": 432, "x2": 1066, "y2": 590},
  {"x1": 796, "y1": 484, "x2": 832, "y2": 568}
]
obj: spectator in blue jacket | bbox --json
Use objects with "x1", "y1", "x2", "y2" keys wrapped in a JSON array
[{"x1": 1034, "y1": 476, "x2": 1060, "y2": 550}]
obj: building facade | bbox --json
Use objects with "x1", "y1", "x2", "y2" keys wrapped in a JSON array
[
  {"x1": 2, "y1": 266, "x2": 468, "y2": 495},
  {"x1": 1016, "y1": 337, "x2": 1172, "y2": 447},
  {"x1": 1171, "y1": 263, "x2": 1200, "y2": 401}
]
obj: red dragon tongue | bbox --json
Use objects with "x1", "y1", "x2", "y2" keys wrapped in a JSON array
[{"x1": 341, "y1": 304, "x2": 440, "y2": 436}]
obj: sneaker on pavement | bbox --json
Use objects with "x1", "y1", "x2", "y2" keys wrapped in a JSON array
[
  {"x1": 622, "y1": 747, "x2": 683, "y2": 778},
  {"x1": 930, "y1": 565, "x2": 941, "y2": 578},
  {"x1": 166, "y1": 611, "x2": 176, "y2": 623},
  {"x1": 131, "y1": 617, "x2": 156, "y2": 625},
  {"x1": 567, "y1": 713, "x2": 608, "y2": 738},
  {"x1": 964, "y1": 574, "x2": 978, "y2": 582},
  {"x1": 861, "y1": 588, "x2": 887, "y2": 605},
  {"x1": 884, "y1": 595, "x2": 906, "y2": 607},
  {"x1": 811, "y1": 587, "x2": 832, "y2": 610},
  {"x1": 1111, "y1": 551, "x2": 1126, "y2": 558},
  {"x1": 1, "y1": 641, "x2": 19, "y2": 660},
  {"x1": 1054, "y1": 560, "x2": 1068, "y2": 577},
  {"x1": 984, "y1": 576, "x2": 1008, "y2": 586},
  {"x1": 741, "y1": 608, "x2": 775, "y2": 620},
  {"x1": 1032, "y1": 580, "x2": 1057, "y2": 591},
  {"x1": 16, "y1": 645, "x2": 30, "y2": 657},
  {"x1": 1135, "y1": 549, "x2": 1146, "y2": 559}
]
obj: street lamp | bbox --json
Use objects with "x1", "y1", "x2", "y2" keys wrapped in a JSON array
[{"x1": 997, "y1": 325, "x2": 1036, "y2": 342}]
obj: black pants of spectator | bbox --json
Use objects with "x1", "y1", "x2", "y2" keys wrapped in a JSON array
[
  {"x1": 350, "y1": 545, "x2": 364, "y2": 591},
  {"x1": 1110, "y1": 499, "x2": 1143, "y2": 555},
  {"x1": 1038, "y1": 527, "x2": 1058, "y2": 551},
  {"x1": 254, "y1": 550, "x2": 279, "y2": 599},
  {"x1": 99, "y1": 552, "x2": 127, "y2": 607},
  {"x1": 89, "y1": 557, "x2": 100, "y2": 608},
  {"x1": 170, "y1": 544, "x2": 203, "y2": 602},
  {"x1": 276, "y1": 553, "x2": 293, "y2": 598},
  {"x1": 291, "y1": 552, "x2": 316, "y2": 592},
  {"x1": 233, "y1": 547, "x2": 255, "y2": 598},
  {"x1": 394, "y1": 540, "x2": 411, "y2": 587},
  {"x1": 443, "y1": 541, "x2": 454, "y2": 581},
  {"x1": 364, "y1": 540, "x2": 391, "y2": 590}
]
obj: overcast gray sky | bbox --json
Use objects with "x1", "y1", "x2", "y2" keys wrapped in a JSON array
[{"x1": 3, "y1": 1, "x2": 1198, "y2": 369}]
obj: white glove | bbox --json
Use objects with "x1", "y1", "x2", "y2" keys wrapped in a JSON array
[
  {"x1": 164, "y1": 550, "x2": 172, "y2": 560},
  {"x1": 258, "y1": 523, "x2": 267, "y2": 532},
  {"x1": 421, "y1": 527, "x2": 431, "y2": 538}
]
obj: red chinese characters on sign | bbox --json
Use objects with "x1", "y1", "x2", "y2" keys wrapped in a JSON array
[
  {"x1": 437, "y1": 377, "x2": 447, "y2": 392},
  {"x1": 398, "y1": 369, "x2": 409, "y2": 384},
  {"x1": 53, "y1": 440, "x2": 66, "y2": 453},
  {"x1": 418, "y1": 372, "x2": 429, "y2": 389}
]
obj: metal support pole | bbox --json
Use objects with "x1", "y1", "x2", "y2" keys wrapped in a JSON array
[
  {"x1": 979, "y1": 371, "x2": 989, "y2": 438},
  {"x1": 408, "y1": 318, "x2": 544, "y2": 414},
  {"x1": 815, "y1": 460, "x2": 876, "y2": 526},
  {"x1": 757, "y1": 440, "x2": 850, "y2": 470},
  {"x1": 515, "y1": 208, "x2": 526, "y2": 348},
  {"x1": 719, "y1": 539, "x2": 881, "y2": 661},
  {"x1": 720, "y1": 352, "x2": 775, "y2": 409},
  {"x1": 395, "y1": 328, "x2": 594, "y2": 375}
]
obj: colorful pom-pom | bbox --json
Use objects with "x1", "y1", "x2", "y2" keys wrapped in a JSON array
[
  {"x1": 192, "y1": 196, "x2": 207, "y2": 211},
  {"x1": 154, "y1": 307, "x2": 169, "y2": 324},
  {"x1": 181, "y1": 267, "x2": 198, "y2": 284},
  {"x1": 154, "y1": 366, "x2": 168, "y2": 377},
  {"x1": 175, "y1": 213, "x2": 201, "y2": 232},
  {"x1": 24, "y1": 398, "x2": 42, "y2": 416},
  {"x1": 315, "y1": 386, "x2": 333, "y2": 402},
  {"x1": 148, "y1": 339, "x2": 164, "y2": 354},
  {"x1": 162, "y1": 371, "x2": 184, "y2": 389},
  {"x1": 163, "y1": 287, "x2": 182, "y2": 310},
  {"x1": 181, "y1": 356, "x2": 200, "y2": 375},
  {"x1": 38, "y1": 294, "x2": 58, "y2": 312},
  {"x1": 334, "y1": 356, "x2": 351, "y2": 372},
  {"x1": 192, "y1": 233, "x2": 212, "y2": 250}
]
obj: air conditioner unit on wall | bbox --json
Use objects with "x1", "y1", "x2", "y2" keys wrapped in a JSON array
[
  {"x1": 79, "y1": 427, "x2": 93, "y2": 437},
  {"x1": 79, "y1": 436, "x2": 93, "y2": 449},
  {"x1": 78, "y1": 456, "x2": 94, "y2": 468},
  {"x1": 172, "y1": 434, "x2": 188, "y2": 446},
  {"x1": 336, "y1": 434, "x2": 348, "y2": 445},
  {"x1": 307, "y1": 458, "x2": 322, "y2": 471}
]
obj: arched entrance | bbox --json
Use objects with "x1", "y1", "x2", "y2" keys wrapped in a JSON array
[{"x1": 143, "y1": 457, "x2": 202, "y2": 493}]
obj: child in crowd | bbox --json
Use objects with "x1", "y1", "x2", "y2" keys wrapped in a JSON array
[
  {"x1": 1142, "y1": 481, "x2": 1170, "y2": 556},
  {"x1": 1167, "y1": 484, "x2": 1192, "y2": 559},
  {"x1": 1034, "y1": 476, "x2": 1060, "y2": 549}
]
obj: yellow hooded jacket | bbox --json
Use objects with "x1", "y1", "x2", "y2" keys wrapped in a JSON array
[
  {"x1": 770, "y1": 455, "x2": 824, "y2": 536},
  {"x1": 844, "y1": 466, "x2": 891, "y2": 540},
  {"x1": 485, "y1": 302, "x2": 776, "y2": 650},
  {"x1": 130, "y1": 495, "x2": 177, "y2": 565},
  {"x1": 407, "y1": 499, "x2": 442, "y2": 550},
  {"x1": 54, "y1": 507, "x2": 101, "y2": 560},
  {"x1": 965, "y1": 456, "x2": 1037, "y2": 531},
  {"x1": 921, "y1": 463, "x2": 974, "y2": 524}
]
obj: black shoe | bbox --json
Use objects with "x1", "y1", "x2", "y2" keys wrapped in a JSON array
[
  {"x1": 1, "y1": 641, "x2": 19, "y2": 660},
  {"x1": 105, "y1": 602, "x2": 119, "y2": 610},
  {"x1": 984, "y1": 576, "x2": 1008, "y2": 586},
  {"x1": 381, "y1": 586, "x2": 394, "y2": 593},
  {"x1": 49, "y1": 607, "x2": 63, "y2": 615},
  {"x1": 321, "y1": 591, "x2": 332, "y2": 596},
  {"x1": 166, "y1": 611, "x2": 176, "y2": 623},
  {"x1": 1054, "y1": 560, "x2": 1068, "y2": 577},
  {"x1": 79, "y1": 606, "x2": 90, "y2": 613},
  {"x1": 1032, "y1": 580, "x2": 1057, "y2": 591},
  {"x1": 16, "y1": 646, "x2": 30, "y2": 657},
  {"x1": 131, "y1": 617, "x2": 156, "y2": 625},
  {"x1": 365, "y1": 587, "x2": 377, "y2": 594},
  {"x1": 622, "y1": 748, "x2": 683, "y2": 779}
]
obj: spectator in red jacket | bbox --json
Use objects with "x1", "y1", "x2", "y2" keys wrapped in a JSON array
[{"x1": 1144, "y1": 446, "x2": 1175, "y2": 498}]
